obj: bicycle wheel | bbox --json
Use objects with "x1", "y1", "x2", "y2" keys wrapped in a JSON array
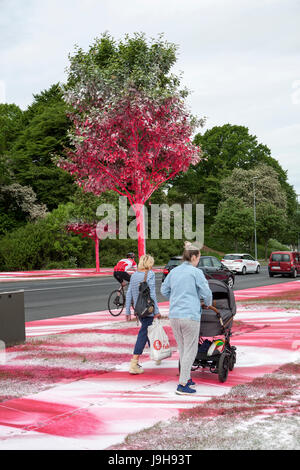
[{"x1": 108, "y1": 289, "x2": 125, "y2": 316}]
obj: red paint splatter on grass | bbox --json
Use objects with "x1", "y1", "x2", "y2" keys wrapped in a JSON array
[
  {"x1": 257, "y1": 290, "x2": 300, "y2": 302},
  {"x1": 7, "y1": 339, "x2": 135, "y2": 353},
  {"x1": 12, "y1": 351, "x2": 133, "y2": 363},
  {"x1": 180, "y1": 362, "x2": 300, "y2": 420},
  {"x1": 0, "y1": 398, "x2": 105, "y2": 437},
  {"x1": 231, "y1": 320, "x2": 269, "y2": 335},
  {"x1": 0, "y1": 365, "x2": 104, "y2": 383},
  {"x1": 51, "y1": 327, "x2": 140, "y2": 336}
]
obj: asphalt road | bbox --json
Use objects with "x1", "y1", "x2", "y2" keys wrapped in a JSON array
[{"x1": 0, "y1": 266, "x2": 299, "y2": 322}]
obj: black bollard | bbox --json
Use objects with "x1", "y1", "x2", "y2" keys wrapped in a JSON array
[{"x1": 0, "y1": 290, "x2": 25, "y2": 347}]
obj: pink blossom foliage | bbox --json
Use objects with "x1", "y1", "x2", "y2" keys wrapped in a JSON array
[
  {"x1": 66, "y1": 222, "x2": 98, "y2": 241},
  {"x1": 59, "y1": 92, "x2": 200, "y2": 205},
  {"x1": 59, "y1": 84, "x2": 202, "y2": 256},
  {"x1": 65, "y1": 222, "x2": 117, "y2": 271}
]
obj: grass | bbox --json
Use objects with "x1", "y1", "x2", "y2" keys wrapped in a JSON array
[{"x1": 108, "y1": 362, "x2": 300, "y2": 450}]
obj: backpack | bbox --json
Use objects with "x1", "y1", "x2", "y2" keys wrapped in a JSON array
[{"x1": 134, "y1": 270, "x2": 155, "y2": 320}]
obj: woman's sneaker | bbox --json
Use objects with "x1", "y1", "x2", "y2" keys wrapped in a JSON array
[
  {"x1": 176, "y1": 383, "x2": 196, "y2": 395},
  {"x1": 187, "y1": 378, "x2": 196, "y2": 388}
]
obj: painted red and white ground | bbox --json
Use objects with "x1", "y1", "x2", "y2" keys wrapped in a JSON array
[
  {"x1": 234, "y1": 280, "x2": 300, "y2": 301},
  {"x1": 0, "y1": 283, "x2": 299, "y2": 449}
]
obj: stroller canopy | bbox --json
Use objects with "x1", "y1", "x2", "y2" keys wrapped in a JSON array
[{"x1": 207, "y1": 279, "x2": 236, "y2": 316}]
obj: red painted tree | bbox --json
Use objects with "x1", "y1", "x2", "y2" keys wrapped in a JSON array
[
  {"x1": 60, "y1": 34, "x2": 203, "y2": 257},
  {"x1": 66, "y1": 222, "x2": 116, "y2": 272},
  {"x1": 60, "y1": 92, "x2": 200, "y2": 257}
]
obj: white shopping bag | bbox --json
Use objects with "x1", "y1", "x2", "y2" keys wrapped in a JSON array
[{"x1": 148, "y1": 319, "x2": 172, "y2": 362}]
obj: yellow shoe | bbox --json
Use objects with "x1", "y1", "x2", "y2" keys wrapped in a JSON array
[{"x1": 129, "y1": 358, "x2": 144, "y2": 374}]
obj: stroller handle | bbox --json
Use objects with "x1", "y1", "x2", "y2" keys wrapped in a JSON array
[
  {"x1": 207, "y1": 305, "x2": 220, "y2": 314},
  {"x1": 202, "y1": 304, "x2": 220, "y2": 315},
  {"x1": 202, "y1": 304, "x2": 224, "y2": 328}
]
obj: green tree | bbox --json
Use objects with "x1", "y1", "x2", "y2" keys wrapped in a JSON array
[
  {"x1": 220, "y1": 164, "x2": 287, "y2": 211},
  {"x1": 0, "y1": 103, "x2": 24, "y2": 156},
  {"x1": 65, "y1": 32, "x2": 182, "y2": 99},
  {"x1": 9, "y1": 84, "x2": 76, "y2": 210},
  {"x1": 210, "y1": 197, "x2": 254, "y2": 251},
  {"x1": 0, "y1": 155, "x2": 13, "y2": 185},
  {"x1": 170, "y1": 124, "x2": 296, "y2": 222},
  {"x1": 256, "y1": 202, "x2": 287, "y2": 259}
]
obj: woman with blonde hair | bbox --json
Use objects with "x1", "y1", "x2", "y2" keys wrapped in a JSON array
[
  {"x1": 161, "y1": 241, "x2": 212, "y2": 395},
  {"x1": 126, "y1": 254, "x2": 160, "y2": 374}
]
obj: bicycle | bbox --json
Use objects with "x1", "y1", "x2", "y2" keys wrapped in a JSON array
[{"x1": 108, "y1": 283, "x2": 127, "y2": 316}]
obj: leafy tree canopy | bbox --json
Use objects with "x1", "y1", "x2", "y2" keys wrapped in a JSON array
[
  {"x1": 12, "y1": 84, "x2": 69, "y2": 166},
  {"x1": 194, "y1": 124, "x2": 274, "y2": 172},
  {"x1": 23, "y1": 83, "x2": 66, "y2": 122},
  {"x1": 7, "y1": 84, "x2": 76, "y2": 210},
  {"x1": 220, "y1": 164, "x2": 287, "y2": 211},
  {"x1": 256, "y1": 202, "x2": 287, "y2": 259},
  {"x1": 170, "y1": 124, "x2": 297, "y2": 221},
  {"x1": 210, "y1": 196, "x2": 254, "y2": 250},
  {"x1": 65, "y1": 32, "x2": 183, "y2": 102},
  {"x1": 0, "y1": 103, "x2": 24, "y2": 155}
]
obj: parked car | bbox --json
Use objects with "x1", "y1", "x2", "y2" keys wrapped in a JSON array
[
  {"x1": 161, "y1": 255, "x2": 235, "y2": 288},
  {"x1": 268, "y1": 251, "x2": 300, "y2": 278},
  {"x1": 221, "y1": 253, "x2": 260, "y2": 274}
]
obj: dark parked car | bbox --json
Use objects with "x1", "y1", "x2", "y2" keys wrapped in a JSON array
[{"x1": 161, "y1": 256, "x2": 235, "y2": 288}]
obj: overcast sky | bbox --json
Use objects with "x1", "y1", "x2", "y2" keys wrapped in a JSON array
[{"x1": 1, "y1": 0, "x2": 300, "y2": 195}]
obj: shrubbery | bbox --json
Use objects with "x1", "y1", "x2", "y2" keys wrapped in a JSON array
[
  {"x1": 0, "y1": 209, "x2": 224, "y2": 270},
  {"x1": 0, "y1": 203, "x2": 91, "y2": 271}
]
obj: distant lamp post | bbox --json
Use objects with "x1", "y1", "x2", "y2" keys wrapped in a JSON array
[{"x1": 253, "y1": 177, "x2": 259, "y2": 260}]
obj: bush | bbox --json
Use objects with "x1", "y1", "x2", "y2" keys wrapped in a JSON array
[
  {"x1": 0, "y1": 200, "x2": 248, "y2": 271},
  {"x1": 268, "y1": 239, "x2": 290, "y2": 252},
  {"x1": 256, "y1": 239, "x2": 291, "y2": 260},
  {"x1": 0, "y1": 203, "x2": 92, "y2": 271},
  {"x1": 44, "y1": 257, "x2": 78, "y2": 269}
]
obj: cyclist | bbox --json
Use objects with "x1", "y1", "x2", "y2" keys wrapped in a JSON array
[
  {"x1": 113, "y1": 253, "x2": 137, "y2": 319},
  {"x1": 113, "y1": 253, "x2": 137, "y2": 287}
]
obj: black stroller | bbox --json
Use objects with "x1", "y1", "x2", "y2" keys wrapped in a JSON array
[{"x1": 191, "y1": 279, "x2": 237, "y2": 383}]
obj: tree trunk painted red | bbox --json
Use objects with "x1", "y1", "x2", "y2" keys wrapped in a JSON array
[
  {"x1": 95, "y1": 236, "x2": 100, "y2": 273},
  {"x1": 133, "y1": 203, "x2": 146, "y2": 258}
]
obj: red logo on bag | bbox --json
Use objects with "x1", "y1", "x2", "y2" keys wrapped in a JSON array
[{"x1": 153, "y1": 340, "x2": 162, "y2": 350}]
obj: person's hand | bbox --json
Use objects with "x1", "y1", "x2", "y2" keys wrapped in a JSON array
[{"x1": 154, "y1": 313, "x2": 161, "y2": 319}]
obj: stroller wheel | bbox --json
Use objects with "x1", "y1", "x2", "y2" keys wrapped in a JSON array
[
  {"x1": 218, "y1": 352, "x2": 229, "y2": 383},
  {"x1": 229, "y1": 349, "x2": 236, "y2": 371}
]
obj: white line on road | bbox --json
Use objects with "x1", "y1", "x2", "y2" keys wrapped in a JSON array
[{"x1": 1, "y1": 281, "x2": 115, "y2": 293}]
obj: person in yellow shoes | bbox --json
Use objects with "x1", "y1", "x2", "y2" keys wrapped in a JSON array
[{"x1": 126, "y1": 254, "x2": 160, "y2": 374}]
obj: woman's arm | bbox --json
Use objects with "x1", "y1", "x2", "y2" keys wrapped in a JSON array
[
  {"x1": 160, "y1": 272, "x2": 171, "y2": 299},
  {"x1": 125, "y1": 277, "x2": 133, "y2": 316},
  {"x1": 195, "y1": 269, "x2": 213, "y2": 306},
  {"x1": 148, "y1": 271, "x2": 160, "y2": 315}
]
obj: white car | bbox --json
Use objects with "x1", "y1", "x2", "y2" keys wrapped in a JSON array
[{"x1": 221, "y1": 253, "x2": 260, "y2": 274}]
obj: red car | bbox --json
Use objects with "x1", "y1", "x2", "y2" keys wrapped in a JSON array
[{"x1": 268, "y1": 251, "x2": 300, "y2": 278}]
